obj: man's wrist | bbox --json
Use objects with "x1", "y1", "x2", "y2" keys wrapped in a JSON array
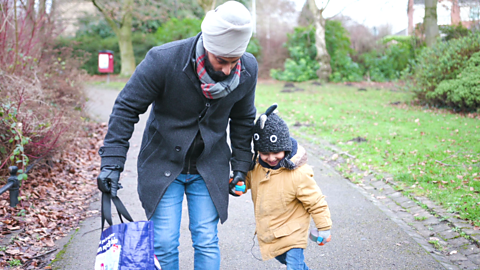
[{"x1": 101, "y1": 164, "x2": 122, "y2": 171}]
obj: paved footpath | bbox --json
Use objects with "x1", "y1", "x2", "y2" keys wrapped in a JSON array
[{"x1": 50, "y1": 85, "x2": 480, "y2": 269}]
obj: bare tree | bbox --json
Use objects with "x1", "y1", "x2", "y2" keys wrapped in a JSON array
[
  {"x1": 307, "y1": 0, "x2": 331, "y2": 82},
  {"x1": 255, "y1": 0, "x2": 296, "y2": 77},
  {"x1": 424, "y1": 0, "x2": 439, "y2": 46},
  {"x1": 408, "y1": 0, "x2": 414, "y2": 35}
]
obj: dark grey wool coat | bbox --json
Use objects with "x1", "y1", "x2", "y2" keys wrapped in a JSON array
[{"x1": 99, "y1": 33, "x2": 257, "y2": 223}]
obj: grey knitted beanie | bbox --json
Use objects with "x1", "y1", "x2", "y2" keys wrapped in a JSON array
[{"x1": 253, "y1": 104, "x2": 292, "y2": 153}]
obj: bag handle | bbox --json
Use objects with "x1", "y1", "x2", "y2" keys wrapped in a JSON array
[{"x1": 101, "y1": 192, "x2": 134, "y2": 232}]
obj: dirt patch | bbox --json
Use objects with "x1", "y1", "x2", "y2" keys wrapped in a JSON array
[{"x1": 339, "y1": 81, "x2": 404, "y2": 91}]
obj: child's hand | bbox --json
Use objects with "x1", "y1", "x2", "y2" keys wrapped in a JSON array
[
  {"x1": 316, "y1": 230, "x2": 331, "y2": 246},
  {"x1": 229, "y1": 171, "x2": 246, "y2": 196}
]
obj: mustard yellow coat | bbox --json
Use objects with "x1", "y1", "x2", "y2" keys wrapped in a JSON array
[{"x1": 245, "y1": 144, "x2": 332, "y2": 260}]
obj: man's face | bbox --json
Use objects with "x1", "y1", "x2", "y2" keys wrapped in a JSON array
[{"x1": 204, "y1": 50, "x2": 241, "y2": 82}]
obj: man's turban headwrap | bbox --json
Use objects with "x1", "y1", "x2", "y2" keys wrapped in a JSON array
[{"x1": 201, "y1": 1, "x2": 253, "y2": 57}]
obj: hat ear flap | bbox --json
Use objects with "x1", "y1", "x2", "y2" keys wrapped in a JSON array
[
  {"x1": 265, "y1": 103, "x2": 277, "y2": 116},
  {"x1": 249, "y1": 152, "x2": 258, "y2": 171},
  {"x1": 259, "y1": 114, "x2": 267, "y2": 129}
]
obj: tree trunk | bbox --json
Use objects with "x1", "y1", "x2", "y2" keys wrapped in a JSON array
[
  {"x1": 408, "y1": 0, "x2": 414, "y2": 35},
  {"x1": 308, "y1": 0, "x2": 331, "y2": 82},
  {"x1": 451, "y1": 0, "x2": 461, "y2": 25},
  {"x1": 92, "y1": 0, "x2": 136, "y2": 77},
  {"x1": 424, "y1": 0, "x2": 439, "y2": 47},
  {"x1": 116, "y1": 0, "x2": 136, "y2": 77},
  {"x1": 198, "y1": 0, "x2": 216, "y2": 13},
  {"x1": 118, "y1": 23, "x2": 136, "y2": 77}
]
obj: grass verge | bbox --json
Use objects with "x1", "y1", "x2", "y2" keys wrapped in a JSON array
[{"x1": 85, "y1": 81, "x2": 126, "y2": 91}]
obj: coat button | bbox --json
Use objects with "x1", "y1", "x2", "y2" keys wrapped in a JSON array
[
  {"x1": 175, "y1": 146, "x2": 181, "y2": 152},
  {"x1": 206, "y1": 103, "x2": 210, "y2": 107},
  {"x1": 164, "y1": 171, "x2": 171, "y2": 177},
  {"x1": 98, "y1": 148, "x2": 104, "y2": 155}
]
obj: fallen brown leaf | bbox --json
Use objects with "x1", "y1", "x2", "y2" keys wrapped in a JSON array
[{"x1": 0, "y1": 123, "x2": 106, "y2": 268}]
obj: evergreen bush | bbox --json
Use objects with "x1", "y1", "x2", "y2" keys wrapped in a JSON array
[
  {"x1": 270, "y1": 26, "x2": 318, "y2": 82},
  {"x1": 325, "y1": 20, "x2": 362, "y2": 82},
  {"x1": 155, "y1": 17, "x2": 202, "y2": 45},
  {"x1": 439, "y1": 24, "x2": 471, "y2": 41},
  {"x1": 359, "y1": 36, "x2": 417, "y2": 82},
  {"x1": 412, "y1": 32, "x2": 480, "y2": 105},
  {"x1": 271, "y1": 21, "x2": 362, "y2": 82},
  {"x1": 428, "y1": 51, "x2": 480, "y2": 111}
]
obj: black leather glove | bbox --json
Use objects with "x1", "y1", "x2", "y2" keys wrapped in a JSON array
[
  {"x1": 229, "y1": 171, "x2": 246, "y2": 197},
  {"x1": 97, "y1": 165, "x2": 122, "y2": 197}
]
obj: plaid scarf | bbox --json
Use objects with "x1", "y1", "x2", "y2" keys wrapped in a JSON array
[{"x1": 195, "y1": 35, "x2": 241, "y2": 99}]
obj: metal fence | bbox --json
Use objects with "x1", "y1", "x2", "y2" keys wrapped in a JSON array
[{"x1": 0, "y1": 166, "x2": 20, "y2": 207}]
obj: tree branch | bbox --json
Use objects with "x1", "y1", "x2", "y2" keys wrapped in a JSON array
[
  {"x1": 120, "y1": 0, "x2": 134, "y2": 30},
  {"x1": 326, "y1": 0, "x2": 360, "y2": 19},
  {"x1": 91, "y1": 0, "x2": 120, "y2": 34},
  {"x1": 323, "y1": 0, "x2": 331, "y2": 10}
]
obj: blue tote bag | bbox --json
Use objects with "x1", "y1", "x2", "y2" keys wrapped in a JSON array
[{"x1": 94, "y1": 193, "x2": 161, "y2": 270}]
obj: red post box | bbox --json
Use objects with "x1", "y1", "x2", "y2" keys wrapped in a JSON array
[{"x1": 98, "y1": 50, "x2": 114, "y2": 73}]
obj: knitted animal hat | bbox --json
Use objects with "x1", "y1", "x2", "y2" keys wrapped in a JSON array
[{"x1": 253, "y1": 104, "x2": 292, "y2": 153}]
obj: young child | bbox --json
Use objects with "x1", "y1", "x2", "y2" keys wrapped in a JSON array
[{"x1": 242, "y1": 104, "x2": 332, "y2": 269}]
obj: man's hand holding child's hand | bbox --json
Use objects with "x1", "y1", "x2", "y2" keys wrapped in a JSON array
[{"x1": 229, "y1": 171, "x2": 246, "y2": 197}]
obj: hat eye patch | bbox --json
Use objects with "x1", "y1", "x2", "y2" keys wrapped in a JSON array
[
  {"x1": 254, "y1": 133, "x2": 260, "y2": 140},
  {"x1": 270, "y1": 135, "x2": 277, "y2": 143}
]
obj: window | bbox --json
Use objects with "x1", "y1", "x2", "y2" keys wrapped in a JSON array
[{"x1": 470, "y1": 5, "x2": 480, "y2": 21}]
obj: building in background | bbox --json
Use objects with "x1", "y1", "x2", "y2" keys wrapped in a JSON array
[
  {"x1": 409, "y1": 0, "x2": 480, "y2": 34},
  {"x1": 56, "y1": 0, "x2": 96, "y2": 36}
]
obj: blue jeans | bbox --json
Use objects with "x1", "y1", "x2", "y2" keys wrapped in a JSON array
[
  {"x1": 275, "y1": 248, "x2": 310, "y2": 270},
  {"x1": 151, "y1": 174, "x2": 220, "y2": 270}
]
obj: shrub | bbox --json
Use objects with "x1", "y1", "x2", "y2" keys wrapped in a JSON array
[
  {"x1": 427, "y1": 51, "x2": 480, "y2": 111},
  {"x1": 325, "y1": 20, "x2": 362, "y2": 82},
  {"x1": 439, "y1": 24, "x2": 471, "y2": 41},
  {"x1": 270, "y1": 26, "x2": 318, "y2": 82},
  {"x1": 0, "y1": 0, "x2": 86, "y2": 177},
  {"x1": 246, "y1": 36, "x2": 262, "y2": 59},
  {"x1": 0, "y1": 49, "x2": 87, "y2": 178},
  {"x1": 271, "y1": 21, "x2": 363, "y2": 82},
  {"x1": 361, "y1": 43, "x2": 412, "y2": 82},
  {"x1": 412, "y1": 32, "x2": 480, "y2": 104},
  {"x1": 155, "y1": 17, "x2": 202, "y2": 45},
  {"x1": 358, "y1": 35, "x2": 418, "y2": 82},
  {"x1": 57, "y1": 32, "x2": 158, "y2": 75},
  {"x1": 329, "y1": 51, "x2": 362, "y2": 82}
]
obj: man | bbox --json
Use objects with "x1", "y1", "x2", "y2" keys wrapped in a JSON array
[{"x1": 96, "y1": 1, "x2": 256, "y2": 270}]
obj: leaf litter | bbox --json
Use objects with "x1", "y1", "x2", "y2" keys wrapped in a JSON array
[{"x1": 0, "y1": 123, "x2": 107, "y2": 269}]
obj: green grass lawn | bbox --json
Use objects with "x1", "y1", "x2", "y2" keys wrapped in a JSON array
[{"x1": 255, "y1": 81, "x2": 480, "y2": 226}]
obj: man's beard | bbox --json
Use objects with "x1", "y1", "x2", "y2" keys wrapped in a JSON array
[{"x1": 204, "y1": 53, "x2": 230, "y2": 82}]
